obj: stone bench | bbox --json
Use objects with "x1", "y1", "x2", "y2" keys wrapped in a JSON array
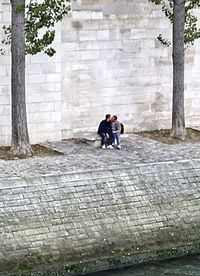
[{"x1": 81, "y1": 132, "x2": 129, "y2": 148}]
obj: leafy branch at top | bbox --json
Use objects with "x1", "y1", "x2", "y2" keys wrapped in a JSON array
[
  {"x1": 149, "y1": 0, "x2": 200, "y2": 48},
  {"x1": 1, "y1": 0, "x2": 70, "y2": 56}
]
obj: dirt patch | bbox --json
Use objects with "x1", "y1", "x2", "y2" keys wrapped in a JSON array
[
  {"x1": 0, "y1": 144, "x2": 63, "y2": 161},
  {"x1": 136, "y1": 128, "x2": 200, "y2": 144}
]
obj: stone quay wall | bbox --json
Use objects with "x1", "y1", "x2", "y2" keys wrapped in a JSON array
[
  {"x1": 1, "y1": 0, "x2": 200, "y2": 145},
  {"x1": 0, "y1": 159, "x2": 200, "y2": 275}
]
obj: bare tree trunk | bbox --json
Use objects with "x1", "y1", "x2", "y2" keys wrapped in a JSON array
[
  {"x1": 11, "y1": 0, "x2": 33, "y2": 156},
  {"x1": 171, "y1": 0, "x2": 186, "y2": 140}
]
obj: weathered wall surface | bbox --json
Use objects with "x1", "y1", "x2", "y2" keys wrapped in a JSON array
[
  {"x1": 62, "y1": 0, "x2": 200, "y2": 137},
  {"x1": 0, "y1": 0, "x2": 62, "y2": 145},
  {"x1": 0, "y1": 159, "x2": 200, "y2": 275},
  {"x1": 1, "y1": 0, "x2": 200, "y2": 144}
]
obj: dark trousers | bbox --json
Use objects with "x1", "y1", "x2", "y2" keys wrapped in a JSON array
[{"x1": 99, "y1": 132, "x2": 113, "y2": 146}]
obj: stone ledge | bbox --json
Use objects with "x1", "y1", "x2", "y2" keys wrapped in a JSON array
[
  {"x1": 81, "y1": 132, "x2": 129, "y2": 147},
  {"x1": 0, "y1": 158, "x2": 199, "y2": 184}
]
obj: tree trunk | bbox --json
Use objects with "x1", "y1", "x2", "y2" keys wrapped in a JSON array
[
  {"x1": 10, "y1": 0, "x2": 33, "y2": 156},
  {"x1": 171, "y1": 0, "x2": 186, "y2": 140}
]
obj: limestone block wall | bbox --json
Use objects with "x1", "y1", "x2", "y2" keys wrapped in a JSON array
[
  {"x1": 0, "y1": 0, "x2": 11, "y2": 146},
  {"x1": 0, "y1": 0, "x2": 62, "y2": 145},
  {"x1": 1, "y1": 0, "x2": 200, "y2": 144},
  {"x1": 0, "y1": 159, "x2": 200, "y2": 275},
  {"x1": 62, "y1": 0, "x2": 173, "y2": 137},
  {"x1": 61, "y1": 0, "x2": 200, "y2": 137}
]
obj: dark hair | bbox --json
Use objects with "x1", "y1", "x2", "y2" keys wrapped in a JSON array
[
  {"x1": 113, "y1": 115, "x2": 117, "y2": 121},
  {"x1": 105, "y1": 114, "x2": 111, "y2": 120}
]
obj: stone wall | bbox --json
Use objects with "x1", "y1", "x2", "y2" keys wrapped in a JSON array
[
  {"x1": 0, "y1": 0, "x2": 62, "y2": 145},
  {"x1": 0, "y1": 159, "x2": 200, "y2": 275},
  {"x1": 1, "y1": 0, "x2": 200, "y2": 144}
]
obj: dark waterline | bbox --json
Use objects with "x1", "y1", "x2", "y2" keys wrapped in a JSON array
[{"x1": 86, "y1": 255, "x2": 200, "y2": 276}]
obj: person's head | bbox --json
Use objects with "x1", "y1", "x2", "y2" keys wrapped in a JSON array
[
  {"x1": 111, "y1": 115, "x2": 117, "y2": 122},
  {"x1": 105, "y1": 114, "x2": 111, "y2": 121}
]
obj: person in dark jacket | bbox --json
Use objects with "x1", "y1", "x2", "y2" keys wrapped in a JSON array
[{"x1": 97, "y1": 114, "x2": 114, "y2": 149}]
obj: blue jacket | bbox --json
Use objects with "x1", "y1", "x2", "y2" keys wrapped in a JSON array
[{"x1": 97, "y1": 120, "x2": 112, "y2": 134}]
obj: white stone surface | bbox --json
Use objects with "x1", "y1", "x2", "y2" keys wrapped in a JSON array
[{"x1": 0, "y1": 0, "x2": 200, "y2": 145}]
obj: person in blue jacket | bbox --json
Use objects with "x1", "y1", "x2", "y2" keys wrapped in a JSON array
[{"x1": 97, "y1": 114, "x2": 114, "y2": 149}]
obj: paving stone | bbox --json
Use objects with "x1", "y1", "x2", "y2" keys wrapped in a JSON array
[{"x1": 0, "y1": 135, "x2": 200, "y2": 179}]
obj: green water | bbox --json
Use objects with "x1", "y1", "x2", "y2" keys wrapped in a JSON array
[{"x1": 86, "y1": 255, "x2": 200, "y2": 276}]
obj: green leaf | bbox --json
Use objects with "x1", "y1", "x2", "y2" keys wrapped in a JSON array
[
  {"x1": 1, "y1": 0, "x2": 70, "y2": 56},
  {"x1": 149, "y1": 0, "x2": 200, "y2": 48}
]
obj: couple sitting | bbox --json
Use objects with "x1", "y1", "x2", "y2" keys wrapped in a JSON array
[{"x1": 97, "y1": 114, "x2": 121, "y2": 150}]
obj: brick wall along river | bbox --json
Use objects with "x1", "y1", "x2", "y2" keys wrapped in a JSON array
[{"x1": 0, "y1": 159, "x2": 200, "y2": 275}]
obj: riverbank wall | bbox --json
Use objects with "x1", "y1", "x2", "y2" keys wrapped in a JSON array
[{"x1": 0, "y1": 159, "x2": 200, "y2": 275}]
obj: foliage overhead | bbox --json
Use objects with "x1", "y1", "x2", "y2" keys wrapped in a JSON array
[
  {"x1": 149, "y1": 0, "x2": 200, "y2": 48},
  {"x1": 1, "y1": 0, "x2": 70, "y2": 56}
]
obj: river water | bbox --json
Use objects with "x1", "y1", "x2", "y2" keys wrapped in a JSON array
[{"x1": 86, "y1": 255, "x2": 200, "y2": 276}]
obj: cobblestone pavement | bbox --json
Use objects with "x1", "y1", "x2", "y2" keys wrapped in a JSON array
[{"x1": 0, "y1": 134, "x2": 200, "y2": 179}]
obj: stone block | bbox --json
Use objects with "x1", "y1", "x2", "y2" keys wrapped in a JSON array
[
  {"x1": 0, "y1": 95, "x2": 10, "y2": 105},
  {"x1": 46, "y1": 73, "x2": 61, "y2": 83},
  {"x1": 72, "y1": 11, "x2": 92, "y2": 20},
  {"x1": 42, "y1": 64, "x2": 55, "y2": 74},
  {"x1": 26, "y1": 64, "x2": 43, "y2": 75},
  {"x1": 55, "y1": 83, "x2": 62, "y2": 92},
  {"x1": 2, "y1": 11, "x2": 10, "y2": 22},
  {"x1": 80, "y1": 50, "x2": 100, "y2": 60},
  {"x1": 33, "y1": 112, "x2": 51, "y2": 123},
  {"x1": 97, "y1": 30, "x2": 109, "y2": 40},
  {"x1": 0, "y1": 65, "x2": 6, "y2": 76},
  {"x1": 28, "y1": 74, "x2": 46, "y2": 84},
  {"x1": 61, "y1": 31, "x2": 77, "y2": 42},
  {"x1": 50, "y1": 111, "x2": 61, "y2": 122},
  {"x1": 91, "y1": 11, "x2": 103, "y2": 20},
  {"x1": 79, "y1": 30, "x2": 97, "y2": 41},
  {"x1": 122, "y1": 40, "x2": 141, "y2": 53},
  {"x1": 2, "y1": 3, "x2": 10, "y2": 12}
]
